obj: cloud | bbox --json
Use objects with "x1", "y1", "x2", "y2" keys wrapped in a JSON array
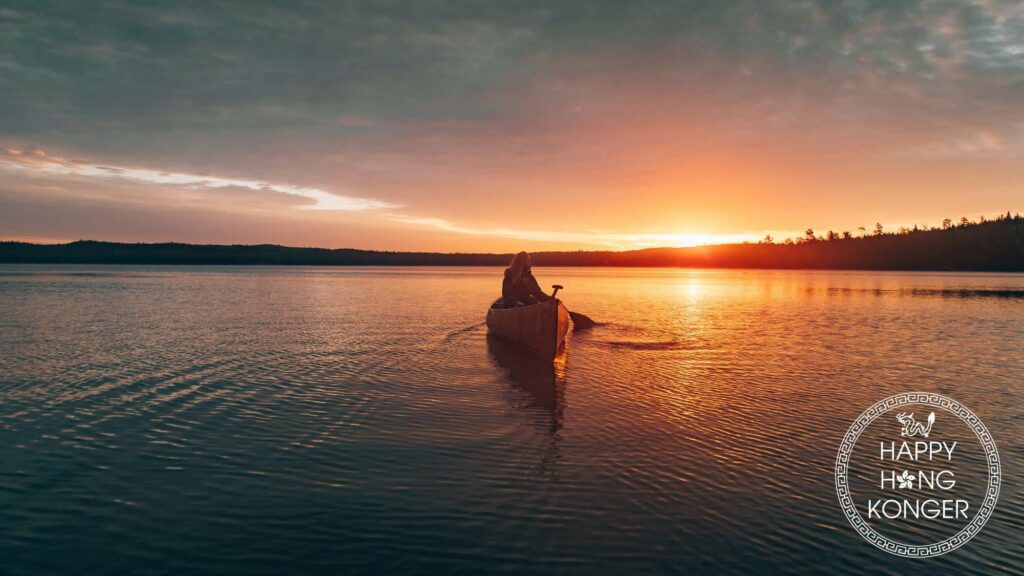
[
  {"x1": 3, "y1": 1, "x2": 1022, "y2": 146},
  {"x1": 393, "y1": 215, "x2": 781, "y2": 249},
  {"x1": 898, "y1": 130, "x2": 1020, "y2": 159},
  {"x1": 1, "y1": 1, "x2": 1023, "y2": 250},
  {"x1": 0, "y1": 148, "x2": 395, "y2": 211}
]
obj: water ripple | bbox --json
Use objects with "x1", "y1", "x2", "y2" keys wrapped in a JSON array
[{"x1": 0, "y1": 266, "x2": 1021, "y2": 575}]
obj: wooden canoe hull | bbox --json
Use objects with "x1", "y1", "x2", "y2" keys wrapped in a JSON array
[{"x1": 486, "y1": 299, "x2": 570, "y2": 361}]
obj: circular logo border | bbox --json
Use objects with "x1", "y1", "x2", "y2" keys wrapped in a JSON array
[{"x1": 835, "y1": 392, "x2": 1001, "y2": 558}]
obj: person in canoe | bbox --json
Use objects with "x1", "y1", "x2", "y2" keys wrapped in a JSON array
[{"x1": 502, "y1": 251, "x2": 553, "y2": 308}]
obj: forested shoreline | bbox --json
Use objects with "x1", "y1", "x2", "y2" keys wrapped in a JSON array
[{"x1": 2, "y1": 214, "x2": 1022, "y2": 271}]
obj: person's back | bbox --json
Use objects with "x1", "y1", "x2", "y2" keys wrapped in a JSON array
[{"x1": 502, "y1": 252, "x2": 550, "y2": 307}]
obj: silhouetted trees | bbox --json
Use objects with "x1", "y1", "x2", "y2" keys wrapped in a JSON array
[{"x1": 1, "y1": 213, "x2": 1022, "y2": 271}]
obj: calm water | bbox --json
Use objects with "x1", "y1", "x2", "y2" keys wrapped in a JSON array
[{"x1": 1, "y1": 265, "x2": 1022, "y2": 575}]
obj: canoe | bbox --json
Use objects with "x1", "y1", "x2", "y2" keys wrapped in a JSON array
[{"x1": 486, "y1": 298, "x2": 570, "y2": 361}]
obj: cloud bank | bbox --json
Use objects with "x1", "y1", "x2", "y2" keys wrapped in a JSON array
[{"x1": 0, "y1": 1, "x2": 1022, "y2": 249}]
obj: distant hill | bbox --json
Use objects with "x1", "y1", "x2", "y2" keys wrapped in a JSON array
[{"x1": 2, "y1": 215, "x2": 1023, "y2": 271}]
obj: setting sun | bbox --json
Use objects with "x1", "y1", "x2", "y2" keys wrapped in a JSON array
[
  {"x1": 2, "y1": 2, "x2": 1022, "y2": 252},
  {"x1": 2, "y1": 3, "x2": 1023, "y2": 575}
]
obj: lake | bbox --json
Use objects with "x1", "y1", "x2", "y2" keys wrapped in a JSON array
[{"x1": 1, "y1": 265, "x2": 1021, "y2": 575}]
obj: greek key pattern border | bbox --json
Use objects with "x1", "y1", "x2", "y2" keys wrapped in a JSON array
[{"x1": 834, "y1": 392, "x2": 1000, "y2": 558}]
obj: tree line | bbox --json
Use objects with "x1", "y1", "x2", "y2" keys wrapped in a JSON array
[
  {"x1": 1, "y1": 213, "x2": 1022, "y2": 271},
  {"x1": 761, "y1": 211, "x2": 1021, "y2": 246}
]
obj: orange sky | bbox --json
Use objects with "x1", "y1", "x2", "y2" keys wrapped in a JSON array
[{"x1": 1, "y1": 2, "x2": 1022, "y2": 251}]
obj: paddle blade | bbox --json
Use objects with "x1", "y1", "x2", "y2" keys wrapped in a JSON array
[{"x1": 568, "y1": 310, "x2": 597, "y2": 331}]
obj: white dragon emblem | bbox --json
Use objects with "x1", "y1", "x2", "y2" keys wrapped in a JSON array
[{"x1": 896, "y1": 412, "x2": 936, "y2": 438}]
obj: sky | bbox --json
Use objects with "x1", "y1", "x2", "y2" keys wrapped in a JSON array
[{"x1": 1, "y1": 0, "x2": 1022, "y2": 251}]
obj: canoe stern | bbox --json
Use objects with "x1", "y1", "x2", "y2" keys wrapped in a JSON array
[{"x1": 486, "y1": 299, "x2": 569, "y2": 360}]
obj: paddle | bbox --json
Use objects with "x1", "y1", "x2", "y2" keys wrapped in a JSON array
[
  {"x1": 551, "y1": 284, "x2": 598, "y2": 331},
  {"x1": 568, "y1": 310, "x2": 597, "y2": 331}
]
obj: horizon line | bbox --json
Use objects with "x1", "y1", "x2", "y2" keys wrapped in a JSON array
[{"x1": 2, "y1": 214, "x2": 1018, "y2": 256}]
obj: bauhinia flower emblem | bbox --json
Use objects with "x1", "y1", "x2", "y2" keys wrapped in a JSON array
[{"x1": 897, "y1": 470, "x2": 916, "y2": 489}]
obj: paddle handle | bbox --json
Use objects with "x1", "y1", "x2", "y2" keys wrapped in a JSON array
[{"x1": 551, "y1": 284, "x2": 563, "y2": 299}]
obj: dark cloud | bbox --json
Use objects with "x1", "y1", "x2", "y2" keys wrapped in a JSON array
[
  {"x1": 3, "y1": 1, "x2": 1021, "y2": 146},
  {"x1": 1, "y1": 1, "x2": 1022, "y2": 248}
]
